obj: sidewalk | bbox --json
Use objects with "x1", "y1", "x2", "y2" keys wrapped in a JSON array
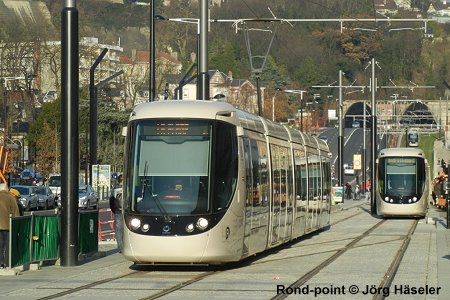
[{"x1": 433, "y1": 140, "x2": 450, "y2": 177}]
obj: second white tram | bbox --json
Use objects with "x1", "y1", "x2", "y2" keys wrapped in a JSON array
[
  {"x1": 376, "y1": 148, "x2": 429, "y2": 217},
  {"x1": 121, "y1": 100, "x2": 332, "y2": 264}
]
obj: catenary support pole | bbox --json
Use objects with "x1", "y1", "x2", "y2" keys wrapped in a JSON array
[
  {"x1": 370, "y1": 58, "x2": 377, "y2": 215},
  {"x1": 338, "y1": 70, "x2": 344, "y2": 186},
  {"x1": 149, "y1": 0, "x2": 155, "y2": 101},
  {"x1": 61, "y1": 0, "x2": 79, "y2": 267},
  {"x1": 198, "y1": 0, "x2": 209, "y2": 100}
]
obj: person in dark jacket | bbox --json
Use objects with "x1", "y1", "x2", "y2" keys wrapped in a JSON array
[
  {"x1": 109, "y1": 174, "x2": 123, "y2": 252},
  {"x1": 345, "y1": 182, "x2": 352, "y2": 200}
]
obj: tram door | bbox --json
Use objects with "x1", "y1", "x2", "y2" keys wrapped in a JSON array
[
  {"x1": 243, "y1": 136, "x2": 270, "y2": 255},
  {"x1": 292, "y1": 148, "x2": 307, "y2": 237},
  {"x1": 307, "y1": 152, "x2": 320, "y2": 230},
  {"x1": 320, "y1": 158, "x2": 332, "y2": 227},
  {"x1": 269, "y1": 143, "x2": 292, "y2": 245}
]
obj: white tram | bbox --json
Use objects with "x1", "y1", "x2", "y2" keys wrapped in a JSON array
[
  {"x1": 376, "y1": 148, "x2": 429, "y2": 217},
  {"x1": 407, "y1": 128, "x2": 419, "y2": 147},
  {"x1": 121, "y1": 100, "x2": 332, "y2": 264}
]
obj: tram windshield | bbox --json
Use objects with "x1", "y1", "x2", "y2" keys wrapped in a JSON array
[
  {"x1": 378, "y1": 157, "x2": 426, "y2": 198},
  {"x1": 127, "y1": 120, "x2": 238, "y2": 215},
  {"x1": 408, "y1": 132, "x2": 419, "y2": 147}
]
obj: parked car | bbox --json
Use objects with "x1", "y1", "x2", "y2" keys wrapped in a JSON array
[
  {"x1": 11, "y1": 185, "x2": 39, "y2": 211},
  {"x1": 78, "y1": 185, "x2": 98, "y2": 209},
  {"x1": 319, "y1": 135, "x2": 328, "y2": 143},
  {"x1": 35, "y1": 186, "x2": 56, "y2": 210},
  {"x1": 48, "y1": 173, "x2": 61, "y2": 203}
]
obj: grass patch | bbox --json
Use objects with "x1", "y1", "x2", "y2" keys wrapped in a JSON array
[{"x1": 418, "y1": 133, "x2": 441, "y2": 165}]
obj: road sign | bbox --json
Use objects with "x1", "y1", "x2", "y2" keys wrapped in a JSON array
[{"x1": 353, "y1": 154, "x2": 362, "y2": 170}]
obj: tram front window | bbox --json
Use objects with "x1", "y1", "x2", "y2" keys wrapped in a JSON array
[
  {"x1": 128, "y1": 120, "x2": 237, "y2": 215},
  {"x1": 378, "y1": 157, "x2": 425, "y2": 199}
]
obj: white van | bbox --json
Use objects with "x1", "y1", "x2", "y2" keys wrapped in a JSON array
[{"x1": 48, "y1": 174, "x2": 61, "y2": 206}]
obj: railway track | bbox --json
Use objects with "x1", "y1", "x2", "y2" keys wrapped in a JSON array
[
  {"x1": 35, "y1": 204, "x2": 422, "y2": 300},
  {"x1": 270, "y1": 218, "x2": 419, "y2": 300}
]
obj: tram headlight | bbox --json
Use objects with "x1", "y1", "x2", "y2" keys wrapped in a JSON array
[
  {"x1": 413, "y1": 197, "x2": 417, "y2": 202},
  {"x1": 130, "y1": 218, "x2": 141, "y2": 230},
  {"x1": 389, "y1": 199, "x2": 394, "y2": 203},
  {"x1": 196, "y1": 218, "x2": 209, "y2": 230},
  {"x1": 141, "y1": 223, "x2": 150, "y2": 232},
  {"x1": 185, "y1": 223, "x2": 195, "y2": 233},
  {"x1": 385, "y1": 197, "x2": 389, "y2": 202},
  {"x1": 408, "y1": 199, "x2": 412, "y2": 203}
]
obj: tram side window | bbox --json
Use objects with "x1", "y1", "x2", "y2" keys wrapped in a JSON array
[
  {"x1": 243, "y1": 138, "x2": 253, "y2": 208},
  {"x1": 322, "y1": 160, "x2": 331, "y2": 198},
  {"x1": 257, "y1": 141, "x2": 269, "y2": 206},
  {"x1": 280, "y1": 146, "x2": 289, "y2": 207},
  {"x1": 417, "y1": 158, "x2": 426, "y2": 192},
  {"x1": 378, "y1": 161, "x2": 386, "y2": 195},
  {"x1": 294, "y1": 147, "x2": 307, "y2": 202},
  {"x1": 250, "y1": 139, "x2": 268, "y2": 207},
  {"x1": 213, "y1": 122, "x2": 238, "y2": 211},
  {"x1": 308, "y1": 157, "x2": 320, "y2": 200},
  {"x1": 271, "y1": 145, "x2": 281, "y2": 205}
]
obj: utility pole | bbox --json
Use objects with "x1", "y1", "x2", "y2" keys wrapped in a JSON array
[
  {"x1": 338, "y1": 71, "x2": 344, "y2": 186},
  {"x1": 198, "y1": 0, "x2": 209, "y2": 100},
  {"x1": 61, "y1": 0, "x2": 79, "y2": 267},
  {"x1": 370, "y1": 58, "x2": 377, "y2": 215},
  {"x1": 149, "y1": 0, "x2": 155, "y2": 101},
  {"x1": 313, "y1": 72, "x2": 365, "y2": 186}
]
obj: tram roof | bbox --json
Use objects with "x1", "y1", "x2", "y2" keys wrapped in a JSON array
[
  {"x1": 130, "y1": 100, "x2": 238, "y2": 120},
  {"x1": 379, "y1": 147, "x2": 425, "y2": 158},
  {"x1": 129, "y1": 100, "x2": 326, "y2": 150}
]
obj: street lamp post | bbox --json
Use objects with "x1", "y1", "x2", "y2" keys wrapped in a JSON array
[
  {"x1": 272, "y1": 87, "x2": 282, "y2": 122},
  {"x1": 150, "y1": 0, "x2": 155, "y2": 101},
  {"x1": 285, "y1": 90, "x2": 307, "y2": 131}
]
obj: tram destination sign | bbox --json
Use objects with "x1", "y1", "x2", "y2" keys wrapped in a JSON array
[{"x1": 145, "y1": 121, "x2": 210, "y2": 136}]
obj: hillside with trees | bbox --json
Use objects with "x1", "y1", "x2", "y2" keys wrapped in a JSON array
[{"x1": 1, "y1": 0, "x2": 449, "y2": 173}]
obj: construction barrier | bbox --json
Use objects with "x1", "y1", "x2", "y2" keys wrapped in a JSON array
[{"x1": 98, "y1": 208, "x2": 115, "y2": 241}]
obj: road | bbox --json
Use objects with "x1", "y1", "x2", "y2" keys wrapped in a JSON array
[
  {"x1": 3, "y1": 201, "x2": 448, "y2": 300},
  {"x1": 318, "y1": 127, "x2": 387, "y2": 185}
]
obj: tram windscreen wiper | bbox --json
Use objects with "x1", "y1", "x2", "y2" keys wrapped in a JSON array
[{"x1": 141, "y1": 161, "x2": 171, "y2": 222}]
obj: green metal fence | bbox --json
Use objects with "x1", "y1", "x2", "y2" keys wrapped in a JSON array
[
  {"x1": 9, "y1": 215, "x2": 32, "y2": 268},
  {"x1": 9, "y1": 209, "x2": 99, "y2": 268},
  {"x1": 31, "y1": 213, "x2": 60, "y2": 262},
  {"x1": 79, "y1": 210, "x2": 99, "y2": 255}
]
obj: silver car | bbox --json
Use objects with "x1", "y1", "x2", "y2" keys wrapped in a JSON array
[
  {"x1": 78, "y1": 185, "x2": 98, "y2": 209},
  {"x1": 35, "y1": 186, "x2": 56, "y2": 210},
  {"x1": 12, "y1": 185, "x2": 39, "y2": 211}
]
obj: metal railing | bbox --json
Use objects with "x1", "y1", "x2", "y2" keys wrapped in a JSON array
[{"x1": 8, "y1": 209, "x2": 98, "y2": 268}]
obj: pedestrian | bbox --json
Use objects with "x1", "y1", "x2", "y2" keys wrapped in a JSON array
[
  {"x1": 109, "y1": 174, "x2": 123, "y2": 252},
  {"x1": 9, "y1": 188, "x2": 24, "y2": 216},
  {"x1": 345, "y1": 182, "x2": 352, "y2": 200},
  {"x1": 432, "y1": 175, "x2": 444, "y2": 206},
  {"x1": 0, "y1": 183, "x2": 20, "y2": 268},
  {"x1": 365, "y1": 179, "x2": 371, "y2": 201},
  {"x1": 354, "y1": 184, "x2": 360, "y2": 200}
]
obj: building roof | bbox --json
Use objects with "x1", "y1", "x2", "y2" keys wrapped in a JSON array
[
  {"x1": 133, "y1": 50, "x2": 181, "y2": 65},
  {"x1": 119, "y1": 54, "x2": 133, "y2": 65}
]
